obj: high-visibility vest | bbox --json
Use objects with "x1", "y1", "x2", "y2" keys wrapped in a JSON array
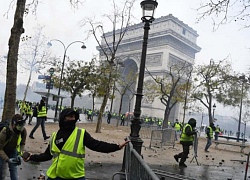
[
  {"x1": 175, "y1": 123, "x2": 181, "y2": 131},
  {"x1": 215, "y1": 127, "x2": 220, "y2": 133},
  {"x1": 206, "y1": 126, "x2": 213, "y2": 138},
  {"x1": 16, "y1": 134, "x2": 22, "y2": 155},
  {"x1": 37, "y1": 106, "x2": 47, "y2": 117},
  {"x1": 180, "y1": 124, "x2": 194, "y2": 142},
  {"x1": 46, "y1": 127, "x2": 86, "y2": 179}
]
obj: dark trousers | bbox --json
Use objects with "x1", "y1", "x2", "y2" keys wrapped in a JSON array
[
  {"x1": 120, "y1": 119, "x2": 125, "y2": 126},
  {"x1": 29, "y1": 117, "x2": 47, "y2": 138},
  {"x1": 107, "y1": 117, "x2": 111, "y2": 124},
  {"x1": 176, "y1": 144, "x2": 190, "y2": 164}
]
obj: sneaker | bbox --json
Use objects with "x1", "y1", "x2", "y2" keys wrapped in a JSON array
[
  {"x1": 28, "y1": 123, "x2": 32, "y2": 125},
  {"x1": 179, "y1": 163, "x2": 187, "y2": 168},
  {"x1": 29, "y1": 135, "x2": 35, "y2": 139},
  {"x1": 204, "y1": 150, "x2": 209, "y2": 152},
  {"x1": 44, "y1": 136, "x2": 50, "y2": 140},
  {"x1": 174, "y1": 155, "x2": 179, "y2": 162}
]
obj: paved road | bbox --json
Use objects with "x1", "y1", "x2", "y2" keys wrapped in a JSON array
[{"x1": 3, "y1": 161, "x2": 247, "y2": 180}]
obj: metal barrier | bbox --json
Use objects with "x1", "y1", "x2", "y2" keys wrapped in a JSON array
[
  {"x1": 245, "y1": 151, "x2": 250, "y2": 180},
  {"x1": 139, "y1": 124, "x2": 160, "y2": 139},
  {"x1": 149, "y1": 128, "x2": 176, "y2": 149},
  {"x1": 112, "y1": 136, "x2": 197, "y2": 180},
  {"x1": 112, "y1": 137, "x2": 160, "y2": 180}
]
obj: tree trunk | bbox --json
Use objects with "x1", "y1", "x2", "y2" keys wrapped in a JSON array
[
  {"x1": 71, "y1": 94, "x2": 76, "y2": 108},
  {"x1": 2, "y1": 0, "x2": 26, "y2": 121},
  {"x1": 116, "y1": 93, "x2": 124, "y2": 127},
  {"x1": 162, "y1": 107, "x2": 170, "y2": 129},
  {"x1": 95, "y1": 94, "x2": 108, "y2": 133},
  {"x1": 22, "y1": 68, "x2": 32, "y2": 107},
  {"x1": 95, "y1": 69, "x2": 113, "y2": 133}
]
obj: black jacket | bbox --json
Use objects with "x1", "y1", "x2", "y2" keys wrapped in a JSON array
[
  {"x1": 30, "y1": 129, "x2": 120, "y2": 162},
  {"x1": 30, "y1": 108, "x2": 120, "y2": 162}
]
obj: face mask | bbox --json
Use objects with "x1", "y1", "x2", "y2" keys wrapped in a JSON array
[
  {"x1": 62, "y1": 121, "x2": 76, "y2": 130},
  {"x1": 16, "y1": 125, "x2": 24, "y2": 131}
]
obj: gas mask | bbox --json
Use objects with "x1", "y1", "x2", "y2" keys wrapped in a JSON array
[{"x1": 16, "y1": 125, "x2": 24, "y2": 131}]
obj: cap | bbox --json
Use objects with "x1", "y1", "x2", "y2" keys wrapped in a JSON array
[{"x1": 12, "y1": 114, "x2": 26, "y2": 125}]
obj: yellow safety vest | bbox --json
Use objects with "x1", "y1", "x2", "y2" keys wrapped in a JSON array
[
  {"x1": 16, "y1": 134, "x2": 22, "y2": 155},
  {"x1": 37, "y1": 106, "x2": 47, "y2": 117},
  {"x1": 180, "y1": 124, "x2": 194, "y2": 142},
  {"x1": 175, "y1": 123, "x2": 181, "y2": 131},
  {"x1": 46, "y1": 127, "x2": 86, "y2": 179},
  {"x1": 206, "y1": 126, "x2": 213, "y2": 138},
  {"x1": 215, "y1": 127, "x2": 220, "y2": 133}
]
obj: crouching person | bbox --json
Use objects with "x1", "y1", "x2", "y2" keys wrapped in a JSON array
[
  {"x1": 23, "y1": 108, "x2": 129, "y2": 180},
  {"x1": 0, "y1": 114, "x2": 27, "y2": 180}
]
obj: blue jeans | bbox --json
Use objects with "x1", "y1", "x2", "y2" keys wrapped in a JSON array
[
  {"x1": 205, "y1": 138, "x2": 212, "y2": 151},
  {"x1": 47, "y1": 177, "x2": 85, "y2": 180},
  {"x1": 30, "y1": 117, "x2": 47, "y2": 138},
  {"x1": 0, "y1": 149, "x2": 18, "y2": 180}
]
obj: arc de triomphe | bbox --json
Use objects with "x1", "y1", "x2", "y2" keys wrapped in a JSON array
[{"x1": 97, "y1": 14, "x2": 201, "y2": 122}]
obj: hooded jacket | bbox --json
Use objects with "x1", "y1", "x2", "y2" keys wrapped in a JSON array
[{"x1": 30, "y1": 108, "x2": 120, "y2": 163}]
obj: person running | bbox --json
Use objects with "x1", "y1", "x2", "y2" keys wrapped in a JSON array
[
  {"x1": 173, "y1": 118, "x2": 197, "y2": 167},
  {"x1": 29, "y1": 99, "x2": 50, "y2": 140},
  {"x1": 23, "y1": 108, "x2": 129, "y2": 180}
]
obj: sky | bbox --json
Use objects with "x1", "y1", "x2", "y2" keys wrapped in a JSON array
[{"x1": 0, "y1": 0, "x2": 250, "y2": 117}]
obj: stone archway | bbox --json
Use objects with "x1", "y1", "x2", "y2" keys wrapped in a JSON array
[
  {"x1": 99, "y1": 14, "x2": 201, "y2": 122},
  {"x1": 113, "y1": 59, "x2": 138, "y2": 114}
]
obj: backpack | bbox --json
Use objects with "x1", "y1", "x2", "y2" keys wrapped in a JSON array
[{"x1": 0, "y1": 119, "x2": 11, "y2": 141}]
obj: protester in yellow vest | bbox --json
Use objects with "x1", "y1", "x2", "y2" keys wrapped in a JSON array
[
  {"x1": 173, "y1": 119, "x2": 182, "y2": 141},
  {"x1": 214, "y1": 124, "x2": 221, "y2": 141},
  {"x1": 23, "y1": 108, "x2": 129, "y2": 180},
  {"x1": 0, "y1": 114, "x2": 27, "y2": 179},
  {"x1": 29, "y1": 99, "x2": 50, "y2": 140},
  {"x1": 204, "y1": 123, "x2": 216, "y2": 152},
  {"x1": 173, "y1": 118, "x2": 197, "y2": 167}
]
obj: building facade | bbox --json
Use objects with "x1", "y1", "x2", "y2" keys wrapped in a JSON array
[{"x1": 97, "y1": 14, "x2": 201, "y2": 122}]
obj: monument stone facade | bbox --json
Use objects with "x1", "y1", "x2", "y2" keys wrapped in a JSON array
[{"x1": 97, "y1": 14, "x2": 201, "y2": 122}]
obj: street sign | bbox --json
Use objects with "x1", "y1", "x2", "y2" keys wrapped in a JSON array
[
  {"x1": 38, "y1": 75, "x2": 45, "y2": 79},
  {"x1": 44, "y1": 76, "x2": 51, "y2": 80}
]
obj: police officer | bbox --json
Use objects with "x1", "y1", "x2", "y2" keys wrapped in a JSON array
[{"x1": 174, "y1": 118, "x2": 197, "y2": 167}]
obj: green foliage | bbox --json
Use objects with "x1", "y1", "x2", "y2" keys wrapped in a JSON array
[{"x1": 191, "y1": 59, "x2": 244, "y2": 123}]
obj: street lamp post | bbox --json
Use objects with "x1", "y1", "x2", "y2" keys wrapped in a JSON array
[
  {"x1": 237, "y1": 75, "x2": 248, "y2": 142},
  {"x1": 129, "y1": 0, "x2": 157, "y2": 154},
  {"x1": 48, "y1": 40, "x2": 86, "y2": 121},
  {"x1": 46, "y1": 67, "x2": 55, "y2": 110},
  {"x1": 212, "y1": 103, "x2": 216, "y2": 120}
]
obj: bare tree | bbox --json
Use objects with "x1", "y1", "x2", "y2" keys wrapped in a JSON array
[
  {"x1": 82, "y1": 0, "x2": 136, "y2": 133},
  {"x1": 18, "y1": 25, "x2": 50, "y2": 105},
  {"x1": 197, "y1": 0, "x2": 250, "y2": 30},
  {"x1": 2, "y1": 0, "x2": 83, "y2": 121}
]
